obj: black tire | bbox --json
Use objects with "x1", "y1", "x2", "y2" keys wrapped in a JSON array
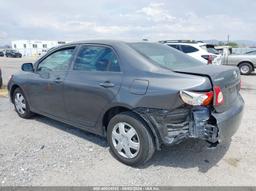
[
  {"x1": 13, "y1": 88, "x2": 34, "y2": 119},
  {"x1": 239, "y1": 62, "x2": 253, "y2": 75},
  {"x1": 107, "y1": 111, "x2": 155, "y2": 166}
]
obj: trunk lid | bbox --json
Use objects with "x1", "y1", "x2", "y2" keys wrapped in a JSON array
[{"x1": 175, "y1": 65, "x2": 241, "y2": 113}]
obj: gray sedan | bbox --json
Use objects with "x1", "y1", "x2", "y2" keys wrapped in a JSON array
[{"x1": 8, "y1": 41, "x2": 244, "y2": 166}]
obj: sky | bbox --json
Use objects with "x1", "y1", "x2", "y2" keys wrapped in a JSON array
[{"x1": 0, "y1": 0, "x2": 256, "y2": 44}]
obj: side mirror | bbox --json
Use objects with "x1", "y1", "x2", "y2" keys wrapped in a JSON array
[{"x1": 21, "y1": 63, "x2": 34, "y2": 72}]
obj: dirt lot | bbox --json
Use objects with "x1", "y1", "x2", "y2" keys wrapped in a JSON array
[{"x1": 0, "y1": 57, "x2": 256, "y2": 186}]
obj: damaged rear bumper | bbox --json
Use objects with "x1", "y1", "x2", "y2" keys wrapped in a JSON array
[
  {"x1": 212, "y1": 94, "x2": 244, "y2": 143},
  {"x1": 135, "y1": 94, "x2": 244, "y2": 149}
]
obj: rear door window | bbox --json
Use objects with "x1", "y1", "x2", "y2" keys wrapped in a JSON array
[
  {"x1": 180, "y1": 45, "x2": 198, "y2": 53},
  {"x1": 73, "y1": 45, "x2": 120, "y2": 72}
]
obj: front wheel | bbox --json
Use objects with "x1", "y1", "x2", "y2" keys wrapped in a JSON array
[
  {"x1": 107, "y1": 112, "x2": 155, "y2": 166},
  {"x1": 13, "y1": 88, "x2": 34, "y2": 118}
]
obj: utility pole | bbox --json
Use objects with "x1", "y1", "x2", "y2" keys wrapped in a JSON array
[{"x1": 227, "y1": 34, "x2": 230, "y2": 44}]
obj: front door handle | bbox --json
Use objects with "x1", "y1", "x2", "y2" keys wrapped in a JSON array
[
  {"x1": 99, "y1": 81, "x2": 115, "y2": 88},
  {"x1": 54, "y1": 77, "x2": 63, "y2": 84}
]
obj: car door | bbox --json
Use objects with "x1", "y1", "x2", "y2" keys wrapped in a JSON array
[
  {"x1": 28, "y1": 47, "x2": 76, "y2": 119},
  {"x1": 64, "y1": 44, "x2": 122, "y2": 127}
]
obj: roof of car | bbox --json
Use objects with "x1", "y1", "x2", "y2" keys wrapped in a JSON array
[
  {"x1": 52, "y1": 40, "x2": 166, "y2": 52},
  {"x1": 47, "y1": 40, "x2": 130, "y2": 53},
  {"x1": 166, "y1": 42, "x2": 206, "y2": 45},
  {"x1": 63, "y1": 40, "x2": 127, "y2": 46},
  {"x1": 159, "y1": 40, "x2": 205, "y2": 44},
  {"x1": 50, "y1": 40, "x2": 160, "y2": 53}
]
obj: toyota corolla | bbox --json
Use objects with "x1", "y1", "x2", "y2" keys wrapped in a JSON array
[{"x1": 8, "y1": 40, "x2": 244, "y2": 166}]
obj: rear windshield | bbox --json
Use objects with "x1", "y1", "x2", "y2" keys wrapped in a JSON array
[
  {"x1": 129, "y1": 42, "x2": 203, "y2": 70},
  {"x1": 200, "y1": 45, "x2": 219, "y2": 54}
]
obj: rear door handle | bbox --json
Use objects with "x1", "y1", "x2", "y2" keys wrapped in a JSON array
[
  {"x1": 99, "y1": 81, "x2": 115, "y2": 88},
  {"x1": 54, "y1": 77, "x2": 63, "y2": 84}
]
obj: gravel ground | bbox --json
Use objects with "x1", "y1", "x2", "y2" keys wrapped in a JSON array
[{"x1": 0, "y1": 58, "x2": 255, "y2": 186}]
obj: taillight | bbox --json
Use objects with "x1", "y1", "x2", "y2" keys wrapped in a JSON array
[
  {"x1": 180, "y1": 90, "x2": 213, "y2": 106},
  {"x1": 214, "y1": 86, "x2": 224, "y2": 105},
  {"x1": 203, "y1": 91, "x2": 214, "y2": 105},
  {"x1": 180, "y1": 86, "x2": 224, "y2": 106},
  {"x1": 201, "y1": 55, "x2": 215, "y2": 64}
]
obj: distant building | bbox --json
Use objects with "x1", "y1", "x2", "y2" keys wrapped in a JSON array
[{"x1": 11, "y1": 40, "x2": 67, "y2": 57}]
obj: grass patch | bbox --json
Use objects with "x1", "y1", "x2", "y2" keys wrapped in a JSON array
[{"x1": 0, "y1": 86, "x2": 8, "y2": 97}]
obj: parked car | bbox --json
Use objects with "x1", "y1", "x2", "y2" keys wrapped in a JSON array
[
  {"x1": 221, "y1": 53, "x2": 256, "y2": 75},
  {"x1": 159, "y1": 40, "x2": 222, "y2": 65},
  {"x1": 5, "y1": 50, "x2": 22, "y2": 58},
  {"x1": 8, "y1": 40, "x2": 244, "y2": 166},
  {"x1": 0, "y1": 51, "x2": 4, "y2": 57},
  {"x1": 0, "y1": 67, "x2": 2, "y2": 88}
]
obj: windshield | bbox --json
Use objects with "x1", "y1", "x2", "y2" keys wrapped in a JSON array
[{"x1": 129, "y1": 42, "x2": 204, "y2": 70}]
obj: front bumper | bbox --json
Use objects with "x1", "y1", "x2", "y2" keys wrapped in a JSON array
[{"x1": 135, "y1": 94, "x2": 244, "y2": 149}]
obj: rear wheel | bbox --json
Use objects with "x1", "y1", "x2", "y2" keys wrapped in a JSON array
[
  {"x1": 239, "y1": 62, "x2": 253, "y2": 75},
  {"x1": 13, "y1": 88, "x2": 34, "y2": 118},
  {"x1": 107, "y1": 112, "x2": 155, "y2": 166}
]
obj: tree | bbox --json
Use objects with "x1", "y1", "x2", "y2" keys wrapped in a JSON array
[{"x1": 226, "y1": 42, "x2": 238, "y2": 48}]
